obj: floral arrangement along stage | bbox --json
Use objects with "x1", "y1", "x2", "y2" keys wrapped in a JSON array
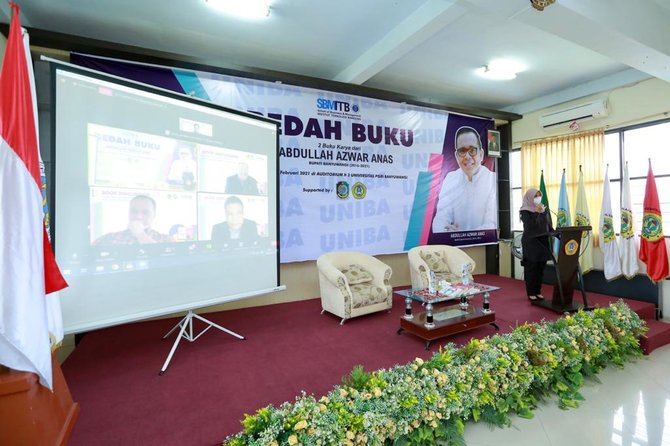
[{"x1": 224, "y1": 301, "x2": 647, "y2": 446}]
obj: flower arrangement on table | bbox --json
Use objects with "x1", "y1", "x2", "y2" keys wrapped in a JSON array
[
  {"x1": 224, "y1": 301, "x2": 647, "y2": 446},
  {"x1": 414, "y1": 283, "x2": 481, "y2": 301}
]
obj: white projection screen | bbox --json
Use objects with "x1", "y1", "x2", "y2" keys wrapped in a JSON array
[{"x1": 52, "y1": 63, "x2": 282, "y2": 334}]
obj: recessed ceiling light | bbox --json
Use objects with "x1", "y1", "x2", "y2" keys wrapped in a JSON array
[
  {"x1": 205, "y1": 0, "x2": 271, "y2": 19},
  {"x1": 476, "y1": 59, "x2": 526, "y2": 80}
]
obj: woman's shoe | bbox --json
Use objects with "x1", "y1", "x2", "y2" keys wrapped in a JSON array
[
  {"x1": 535, "y1": 294, "x2": 545, "y2": 300},
  {"x1": 527, "y1": 295, "x2": 538, "y2": 301}
]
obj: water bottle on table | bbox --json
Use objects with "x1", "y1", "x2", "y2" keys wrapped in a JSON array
[
  {"x1": 428, "y1": 270, "x2": 436, "y2": 295},
  {"x1": 461, "y1": 263, "x2": 471, "y2": 285}
]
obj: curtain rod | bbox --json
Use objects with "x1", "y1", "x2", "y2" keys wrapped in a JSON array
[{"x1": 519, "y1": 128, "x2": 604, "y2": 145}]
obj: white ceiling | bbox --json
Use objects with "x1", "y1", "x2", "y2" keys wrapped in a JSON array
[{"x1": 2, "y1": 0, "x2": 669, "y2": 116}]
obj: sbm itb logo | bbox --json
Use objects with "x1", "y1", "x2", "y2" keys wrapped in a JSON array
[{"x1": 316, "y1": 98, "x2": 359, "y2": 113}]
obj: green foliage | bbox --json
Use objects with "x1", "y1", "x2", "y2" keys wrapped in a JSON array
[
  {"x1": 341, "y1": 364, "x2": 372, "y2": 391},
  {"x1": 223, "y1": 300, "x2": 647, "y2": 446}
]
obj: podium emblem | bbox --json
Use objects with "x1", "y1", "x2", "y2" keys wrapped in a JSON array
[{"x1": 565, "y1": 239, "x2": 579, "y2": 256}]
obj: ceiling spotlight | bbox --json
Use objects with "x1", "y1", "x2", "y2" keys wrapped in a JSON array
[
  {"x1": 475, "y1": 59, "x2": 525, "y2": 81},
  {"x1": 530, "y1": 0, "x2": 556, "y2": 11},
  {"x1": 205, "y1": 0, "x2": 271, "y2": 19}
]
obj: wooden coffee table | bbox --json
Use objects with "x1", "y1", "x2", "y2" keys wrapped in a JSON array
[{"x1": 396, "y1": 285, "x2": 499, "y2": 349}]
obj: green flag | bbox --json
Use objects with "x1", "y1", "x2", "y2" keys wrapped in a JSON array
[{"x1": 539, "y1": 170, "x2": 550, "y2": 210}]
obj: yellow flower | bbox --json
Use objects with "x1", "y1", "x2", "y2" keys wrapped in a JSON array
[
  {"x1": 415, "y1": 357, "x2": 424, "y2": 365},
  {"x1": 294, "y1": 420, "x2": 307, "y2": 430},
  {"x1": 319, "y1": 404, "x2": 327, "y2": 413},
  {"x1": 346, "y1": 431, "x2": 355, "y2": 440},
  {"x1": 288, "y1": 435, "x2": 298, "y2": 445},
  {"x1": 340, "y1": 389, "x2": 349, "y2": 398},
  {"x1": 373, "y1": 387, "x2": 382, "y2": 397},
  {"x1": 268, "y1": 442, "x2": 278, "y2": 446}
]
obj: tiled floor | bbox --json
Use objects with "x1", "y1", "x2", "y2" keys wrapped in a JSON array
[{"x1": 464, "y1": 344, "x2": 670, "y2": 446}]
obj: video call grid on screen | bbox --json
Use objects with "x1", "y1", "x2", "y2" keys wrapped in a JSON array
[{"x1": 52, "y1": 64, "x2": 281, "y2": 333}]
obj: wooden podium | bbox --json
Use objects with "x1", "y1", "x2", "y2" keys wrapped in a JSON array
[
  {"x1": 0, "y1": 354, "x2": 79, "y2": 445},
  {"x1": 532, "y1": 225, "x2": 592, "y2": 313}
]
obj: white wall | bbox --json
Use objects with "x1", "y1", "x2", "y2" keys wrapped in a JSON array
[{"x1": 512, "y1": 77, "x2": 670, "y2": 319}]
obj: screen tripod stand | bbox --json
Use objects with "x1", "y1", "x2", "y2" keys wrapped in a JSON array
[{"x1": 159, "y1": 310, "x2": 245, "y2": 375}]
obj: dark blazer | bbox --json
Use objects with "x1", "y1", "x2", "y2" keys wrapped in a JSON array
[
  {"x1": 520, "y1": 209, "x2": 554, "y2": 263},
  {"x1": 225, "y1": 175, "x2": 259, "y2": 195},
  {"x1": 211, "y1": 219, "x2": 259, "y2": 247}
]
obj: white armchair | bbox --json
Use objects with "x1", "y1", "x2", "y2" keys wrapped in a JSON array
[
  {"x1": 317, "y1": 251, "x2": 393, "y2": 325},
  {"x1": 408, "y1": 245, "x2": 476, "y2": 289}
]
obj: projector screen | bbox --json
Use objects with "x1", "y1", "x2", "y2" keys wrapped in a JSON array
[{"x1": 51, "y1": 63, "x2": 282, "y2": 334}]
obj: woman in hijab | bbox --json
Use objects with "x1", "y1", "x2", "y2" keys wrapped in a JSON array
[{"x1": 520, "y1": 188, "x2": 553, "y2": 301}]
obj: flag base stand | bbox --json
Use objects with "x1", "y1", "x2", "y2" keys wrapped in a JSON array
[
  {"x1": 0, "y1": 353, "x2": 79, "y2": 445},
  {"x1": 159, "y1": 310, "x2": 245, "y2": 375}
]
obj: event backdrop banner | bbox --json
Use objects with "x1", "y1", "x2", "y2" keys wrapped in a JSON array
[{"x1": 71, "y1": 54, "x2": 497, "y2": 262}]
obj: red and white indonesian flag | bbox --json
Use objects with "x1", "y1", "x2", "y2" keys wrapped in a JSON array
[
  {"x1": 620, "y1": 163, "x2": 639, "y2": 278},
  {"x1": 599, "y1": 168, "x2": 622, "y2": 280},
  {"x1": 0, "y1": 5, "x2": 67, "y2": 389}
]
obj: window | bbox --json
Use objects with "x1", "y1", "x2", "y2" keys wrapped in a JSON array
[
  {"x1": 512, "y1": 118, "x2": 670, "y2": 236},
  {"x1": 603, "y1": 119, "x2": 670, "y2": 236}
]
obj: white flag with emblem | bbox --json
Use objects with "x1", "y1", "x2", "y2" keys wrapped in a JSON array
[
  {"x1": 620, "y1": 163, "x2": 639, "y2": 278},
  {"x1": 599, "y1": 168, "x2": 622, "y2": 280}
]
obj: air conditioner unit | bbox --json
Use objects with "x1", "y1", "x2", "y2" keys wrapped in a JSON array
[{"x1": 538, "y1": 98, "x2": 609, "y2": 130}]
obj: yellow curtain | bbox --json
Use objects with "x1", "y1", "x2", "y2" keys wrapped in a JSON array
[{"x1": 521, "y1": 129, "x2": 604, "y2": 246}]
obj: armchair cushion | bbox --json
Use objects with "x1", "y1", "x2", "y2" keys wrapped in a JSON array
[
  {"x1": 350, "y1": 283, "x2": 387, "y2": 308},
  {"x1": 340, "y1": 264, "x2": 373, "y2": 285},
  {"x1": 419, "y1": 250, "x2": 449, "y2": 273},
  {"x1": 434, "y1": 271, "x2": 461, "y2": 284}
]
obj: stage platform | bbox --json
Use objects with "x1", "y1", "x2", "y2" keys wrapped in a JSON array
[{"x1": 60, "y1": 274, "x2": 669, "y2": 446}]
